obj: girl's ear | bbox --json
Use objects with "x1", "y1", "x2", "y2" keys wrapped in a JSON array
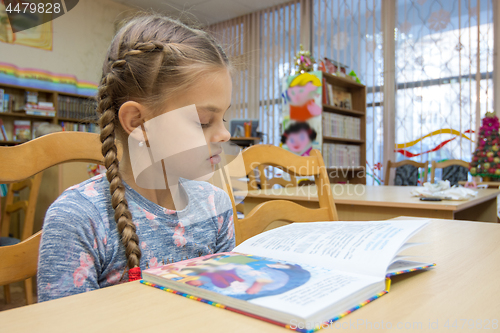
[{"x1": 118, "y1": 101, "x2": 148, "y2": 137}]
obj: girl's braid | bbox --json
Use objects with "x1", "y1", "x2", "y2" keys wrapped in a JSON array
[{"x1": 97, "y1": 41, "x2": 166, "y2": 269}]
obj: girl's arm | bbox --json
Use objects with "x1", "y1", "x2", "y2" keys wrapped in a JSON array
[
  {"x1": 214, "y1": 190, "x2": 235, "y2": 253},
  {"x1": 37, "y1": 191, "x2": 103, "y2": 302}
]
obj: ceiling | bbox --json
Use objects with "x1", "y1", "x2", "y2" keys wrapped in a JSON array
[{"x1": 112, "y1": 0, "x2": 293, "y2": 25}]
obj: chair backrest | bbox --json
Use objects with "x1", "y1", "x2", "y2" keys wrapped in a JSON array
[
  {"x1": 0, "y1": 231, "x2": 41, "y2": 285},
  {"x1": 385, "y1": 160, "x2": 428, "y2": 186},
  {"x1": 430, "y1": 160, "x2": 470, "y2": 185},
  {"x1": 257, "y1": 165, "x2": 297, "y2": 190},
  {"x1": 0, "y1": 131, "x2": 106, "y2": 183},
  {"x1": 226, "y1": 145, "x2": 338, "y2": 245},
  {"x1": 1, "y1": 173, "x2": 43, "y2": 242},
  {"x1": 0, "y1": 132, "x2": 107, "y2": 286}
]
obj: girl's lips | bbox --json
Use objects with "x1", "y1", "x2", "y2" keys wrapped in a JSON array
[{"x1": 209, "y1": 154, "x2": 221, "y2": 165}]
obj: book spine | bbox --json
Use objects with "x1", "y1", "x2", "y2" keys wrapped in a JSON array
[{"x1": 141, "y1": 280, "x2": 388, "y2": 333}]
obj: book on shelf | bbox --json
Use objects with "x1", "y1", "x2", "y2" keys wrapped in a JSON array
[
  {"x1": 141, "y1": 220, "x2": 434, "y2": 332},
  {"x1": 21, "y1": 102, "x2": 56, "y2": 116},
  {"x1": 57, "y1": 95, "x2": 97, "y2": 120},
  {"x1": 13, "y1": 120, "x2": 31, "y2": 141},
  {"x1": 323, "y1": 113, "x2": 360, "y2": 140},
  {"x1": 25, "y1": 91, "x2": 38, "y2": 107},
  {"x1": 0, "y1": 119, "x2": 8, "y2": 140},
  {"x1": 327, "y1": 87, "x2": 352, "y2": 110},
  {"x1": 60, "y1": 121, "x2": 99, "y2": 133},
  {"x1": 322, "y1": 143, "x2": 361, "y2": 168},
  {"x1": 24, "y1": 108, "x2": 56, "y2": 117},
  {"x1": 321, "y1": 78, "x2": 328, "y2": 105}
]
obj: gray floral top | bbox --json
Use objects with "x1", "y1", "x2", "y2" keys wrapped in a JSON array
[{"x1": 37, "y1": 173, "x2": 235, "y2": 302}]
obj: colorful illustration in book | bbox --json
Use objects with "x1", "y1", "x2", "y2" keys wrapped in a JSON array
[
  {"x1": 150, "y1": 253, "x2": 311, "y2": 301},
  {"x1": 281, "y1": 122, "x2": 317, "y2": 157},
  {"x1": 281, "y1": 71, "x2": 323, "y2": 156}
]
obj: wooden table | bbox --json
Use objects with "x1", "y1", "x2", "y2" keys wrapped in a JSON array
[
  {"x1": 458, "y1": 180, "x2": 500, "y2": 188},
  {"x1": 240, "y1": 184, "x2": 500, "y2": 222},
  {"x1": 1, "y1": 218, "x2": 499, "y2": 332}
]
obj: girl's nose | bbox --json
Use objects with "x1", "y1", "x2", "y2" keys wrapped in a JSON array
[{"x1": 212, "y1": 124, "x2": 231, "y2": 143}]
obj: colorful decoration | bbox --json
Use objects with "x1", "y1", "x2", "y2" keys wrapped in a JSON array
[
  {"x1": 395, "y1": 129, "x2": 474, "y2": 158},
  {"x1": 348, "y1": 70, "x2": 361, "y2": 84},
  {"x1": 0, "y1": 62, "x2": 98, "y2": 96},
  {"x1": 294, "y1": 45, "x2": 315, "y2": 74},
  {"x1": 469, "y1": 112, "x2": 500, "y2": 180},
  {"x1": 281, "y1": 71, "x2": 323, "y2": 156}
]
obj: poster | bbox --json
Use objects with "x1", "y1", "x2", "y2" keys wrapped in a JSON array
[
  {"x1": 281, "y1": 71, "x2": 323, "y2": 157},
  {"x1": 0, "y1": 0, "x2": 53, "y2": 50}
]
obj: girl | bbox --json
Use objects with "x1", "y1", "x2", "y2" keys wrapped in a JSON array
[{"x1": 37, "y1": 14, "x2": 235, "y2": 302}]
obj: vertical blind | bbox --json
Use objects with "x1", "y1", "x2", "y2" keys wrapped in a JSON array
[
  {"x1": 394, "y1": 0, "x2": 494, "y2": 181},
  {"x1": 311, "y1": 0, "x2": 383, "y2": 184},
  {"x1": 208, "y1": 1, "x2": 302, "y2": 146}
]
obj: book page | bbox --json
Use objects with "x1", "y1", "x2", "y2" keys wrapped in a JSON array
[
  {"x1": 143, "y1": 252, "x2": 383, "y2": 324},
  {"x1": 234, "y1": 220, "x2": 429, "y2": 278},
  {"x1": 249, "y1": 268, "x2": 383, "y2": 323}
]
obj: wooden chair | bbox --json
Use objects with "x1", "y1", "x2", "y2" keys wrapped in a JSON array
[
  {"x1": 430, "y1": 160, "x2": 470, "y2": 186},
  {"x1": 224, "y1": 144, "x2": 338, "y2": 245},
  {"x1": 0, "y1": 173, "x2": 43, "y2": 304},
  {"x1": 0, "y1": 231, "x2": 42, "y2": 305},
  {"x1": 257, "y1": 165, "x2": 297, "y2": 190},
  {"x1": 385, "y1": 160, "x2": 428, "y2": 186},
  {"x1": 0, "y1": 131, "x2": 106, "y2": 305}
]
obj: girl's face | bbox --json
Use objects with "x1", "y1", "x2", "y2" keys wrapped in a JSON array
[
  {"x1": 132, "y1": 68, "x2": 232, "y2": 183},
  {"x1": 286, "y1": 129, "x2": 311, "y2": 153},
  {"x1": 165, "y1": 68, "x2": 232, "y2": 180}
]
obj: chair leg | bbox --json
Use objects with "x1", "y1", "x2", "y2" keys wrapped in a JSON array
[
  {"x1": 3, "y1": 285, "x2": 11, "y2": 304},
  {"x1": 24, "y1": 278, "x2": 34, "y2": 305}
]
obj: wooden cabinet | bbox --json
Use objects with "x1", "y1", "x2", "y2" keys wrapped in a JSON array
[
  {"x1": 0, "y1": 82, "x2": 97, "y2": 145},
  {"x1": 321, "y1": 72, "x2": 366, "y2": 184}
]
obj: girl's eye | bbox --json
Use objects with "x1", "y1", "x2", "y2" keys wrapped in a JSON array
[{"x1": 200, "y1": 123, "x2": 210, "y2": 129}]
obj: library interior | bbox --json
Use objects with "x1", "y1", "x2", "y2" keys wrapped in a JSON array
[{"x1": 0, "y1": 0, "x2": 499, "y2": 331}]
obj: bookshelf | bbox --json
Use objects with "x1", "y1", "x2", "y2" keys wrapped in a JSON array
[
  {"x1": 0, "y1": 82, "x2": 98, "y2": 145},
  {"x1": 321, "y1": 72, "x2": 366, "y2": 185}
]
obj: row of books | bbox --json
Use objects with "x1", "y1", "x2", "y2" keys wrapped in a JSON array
[
  {"x1": 57, "y1": 96, "x2": 98, "y2": 120},
  {"x1": 322, "y1": 79, "x2": 353, "y2": 110},
  {"x1": 0, "y1": 119, "x2": 32, "y2": 141},
  {"x1": 323, "y1": 113, "x2": 361, "y2": 140},
  {"x1": 322, "y1": 143, "x2": 361, "y2": 167},
  {"x1": 0, "y1": 88, "x2": 15, "y2": 112},
  {"x1": 0, "y1": 120, "x2": 99, "y2": 142},
  {"x1": 60, "y1": 121, "x2": 99, "y2": 133}
]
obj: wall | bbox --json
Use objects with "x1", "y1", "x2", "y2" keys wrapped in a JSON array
[{"x1": 1, "y1": 0, "x2": 136, "y2": 83}]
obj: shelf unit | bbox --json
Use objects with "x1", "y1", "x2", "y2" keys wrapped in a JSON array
[
  {"x1": 321, "y1": 72, "x2": 366, "y2": 184},
  {"x1": 230, "y1": 137, "x2": 261, "y2": 148},
  {"x1": 0, "y1": 82, "x2": 98, "y2": 145}
]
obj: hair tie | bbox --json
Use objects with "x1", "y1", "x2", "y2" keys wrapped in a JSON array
[{"x1": 128, "y1": 266, "x2": 142, "y2": 282}]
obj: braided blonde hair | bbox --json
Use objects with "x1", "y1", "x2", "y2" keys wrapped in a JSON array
[{"x1": 96, "y1": 14, "x2": 230, "y2": 269}]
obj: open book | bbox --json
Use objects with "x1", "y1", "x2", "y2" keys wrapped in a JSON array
[{"x1": 141, "y1": 220, "x2": 435, "y2": 332}]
